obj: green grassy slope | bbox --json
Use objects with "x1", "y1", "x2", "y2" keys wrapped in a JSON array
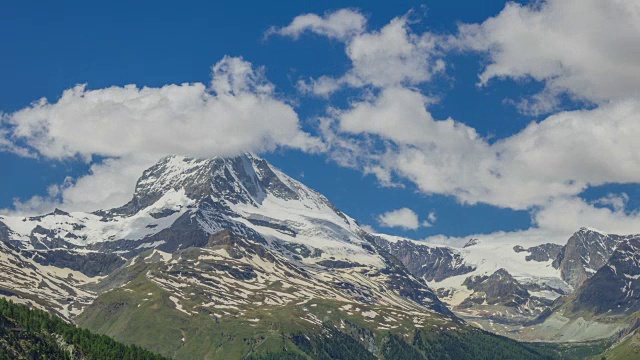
[
  {"x1": 76, "y1": 272, "x2": 568, "y2": 360},
  {"x1": 597, "y1": 329, "x2": 640, "y2": 360}
]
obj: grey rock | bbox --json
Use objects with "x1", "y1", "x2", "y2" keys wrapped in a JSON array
[
  {"x1": 566, "y1": 237, "x2": 640, "y2": 316},
  {"x1": 21, "y1": 249, "x2": 126, "y2": 277},
  {"x1": 553, "y1": 227, "x2": 636, "y2": 288},
  {"x1": 512, "y1": 243, "x2": 563, "y2": 262},
  {"x1": 371, "y1": 235, "x2": 475, "y2": 282},
  {"x1": 461, "y1": 269, "x2": 531, "y2": 308}
]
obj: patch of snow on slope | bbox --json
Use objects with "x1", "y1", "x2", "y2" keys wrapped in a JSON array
[{"x1": 228, "y1": 191, "x2": 384, "y2": 267}]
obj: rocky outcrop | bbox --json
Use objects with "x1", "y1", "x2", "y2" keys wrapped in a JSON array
[
  {"x1": 552, "y1": 228, "x2": 636, "y2": 288},
  {"x1": 513, "y1": 243, "x2": 563, "y2": 262},
  {"x1": 565, "y1": 237, "x2": 640, "y2": 316},
  {"x1": 460, "y1": 269, "x2": 531, "y2": 308},
  {"x1": 370, "y1": 235, "x2": 474, "y2": 282},
  {"x1": 21, "y1": 250, "x2": 126, "y2": 277},
  {"x1": 359, "y1": 233, "x2": 455, "y2": 316}
]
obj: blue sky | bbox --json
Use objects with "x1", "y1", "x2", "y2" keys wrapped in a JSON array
[{"x1": 2, "y1": 0, "x2": 640, "y2": 244}]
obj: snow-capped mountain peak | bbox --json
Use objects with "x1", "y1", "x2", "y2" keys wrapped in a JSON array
[{"x1": 0, "y1": 153, "x2": 454, "y2": 318}]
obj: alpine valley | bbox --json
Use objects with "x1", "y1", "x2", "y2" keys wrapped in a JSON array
[{"x1": 0, "y1": 154, "x2": 638, "y2": 359}]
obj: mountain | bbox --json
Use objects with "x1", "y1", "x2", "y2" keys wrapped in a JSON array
[
  {"x1": 369, "y1": 234, "x2": 475, "y2": 282},
  {"x1": 1, "y1": 153, "x2": 639, "y2": 358},
  {"x1": 0, "y1": 240, "x2": 95, "y2": 321},
  {"x1": 513, "y1": 233, "x2": 640, "y2": 343},
  {"x1": 552, "y1": 228, "x2": 635, "y2": 288},
  {"x1": 0, "y1": 153, "x2": 561, "y2": 359},
  {"x1": 368, "y1": 227, "x2": 640, "y2": 343},
  {"x1": 458, "y1": 269, "x2": 553, "y2": 324},
  {"x1": 525, "y1": 236, "x2": 640, "y2": 344},
  {"x1": 371, "y1": 234, "x2": 571, "y2": 337},
  {"x1": 566, "y1": 237, "x2": 640, "y2": 316}
]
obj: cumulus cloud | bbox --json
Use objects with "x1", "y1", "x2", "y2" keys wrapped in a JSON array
[
  {"x1": 3, "y1": 184, "x2": 65, "y2": 216},
  {"x1": 532, "y1": 196, "x2": 640, "y2": 236},
  {"x1": 377, "y1": 207, "x2": 434, "y2": 230},
  {"x1": 427, "y1": 211, "x2": 437, "y2": 224},
  {"x1": 323, "y1": 88, "x2": 640, "y2": 210},
  {"x1": 272, "y1": 5, "x2": 640, "y2": 244},
  {"x1": 4, "y1": 56, "x2": 320, "y2": 160},
  {"x1": 0, "y1": 128, "x2": 34, "y2": 158},
  {"x1": 428, "y1": 196, "x2": 640, "y2": 247},
  {"x1": 266, "y1": 9, "x2": 366, "y2": 41},
  {"x1": 454, "y1": 0, "x2": 640, "y2": 110},
  {"x1": 1, "y1": 56, "x2": 321, "y2": 214},
  {"x1": 272, "y1": 10, "x2": 445, "y2": 95}
]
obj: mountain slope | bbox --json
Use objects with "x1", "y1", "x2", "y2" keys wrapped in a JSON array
[
  {"x1": 369, "y1": 226, "x2": 640, "y2": 342},
  {"x1": 518, "y1": 237, "x2": 640, "y2": 343},
  {"x1": 599, "y1": 328, "x2": 640, "y2": 360},
  {"x1": 75, "y1": 228, "x2": 459, "y2": 358},
  {"x1": 566, "y1": 237, "x2": 640, "y2": 316},
  {"x1": 0, "y1": 297, "x2": 167, "y2": 360},
  {"x1": 0, "y1": 241, "x2": 96, "y2": 320},
  {"x1": 553, "y1": 228, "x2": 635, "y2": 288}
]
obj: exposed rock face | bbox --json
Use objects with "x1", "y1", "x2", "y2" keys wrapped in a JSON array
[
  {"x1": 553, "y1": 228, "x2": 636, "y2": 288},
  {"x1": 370, "y1": 235, "x2": 475, "y2": 282},
  {"x1": 463, "y1": 238, "x2": 480, "y2": 248},
  {"x1": 20, "y1": 250, "x2": 126, "y2": 277},
  {"x1": 513, "y1": 243, "x2": 564, "y2": 262},
  {"x1": 566, "y1": 237, "x2": 640, "y2": 316},
  {"x1": 461, "y1": 269, "x2": 531, "y2": 308},
  {"x1": 112, "y1": 154, "x2": 343, "y2": 219},
  {"x1": 363, "y1": 233, "x2": 454, "y2": 316}
]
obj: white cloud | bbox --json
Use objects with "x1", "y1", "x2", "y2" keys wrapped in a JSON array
[
  {"x1": 454, "y1": 0, "x2": 640, "y2": 109},
  {"x1": 425, "y1": 196, "x2": 640, "y2": 247},
  {"x1": 532, "y1": 196, "x2": 640, "y2": 236},
  {"x1": 3, "y1": 184, "x2": 64, "y2": 216},
  {"x1": 273, "y1": 10, "x2": 445, "y2": 95},
  {"x1": 322, "y1": 89, "x2": 640, "y2": 243},
  {"x1": 5, "y1": 56, "x2": 320, "y2": 160},
  {"x1": 280, "y1": 5, "x2": 640, "y2": 245},
  {"x1": 0, "y1": 127, "x2": 34, "y2": 158},
  {"x1": 324, "y1": 89, "x2": 640, "y2": 210},
  {"x1": 1, "y1": 56, "x2": 322, "y2": 214},
  {"x1": 377, "y1": 207, "x2": 433, "y2": 230},
  {"x1": 59, "y1": 156, "x2": 155, "y2": 211},
  {"x1": 266, "y1": 9, "x2": 366, "y2": 41}
]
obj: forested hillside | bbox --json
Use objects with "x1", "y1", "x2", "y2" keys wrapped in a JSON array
[{"x1": 0, "y1": 299, "x2": 167, "y2": 360}]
